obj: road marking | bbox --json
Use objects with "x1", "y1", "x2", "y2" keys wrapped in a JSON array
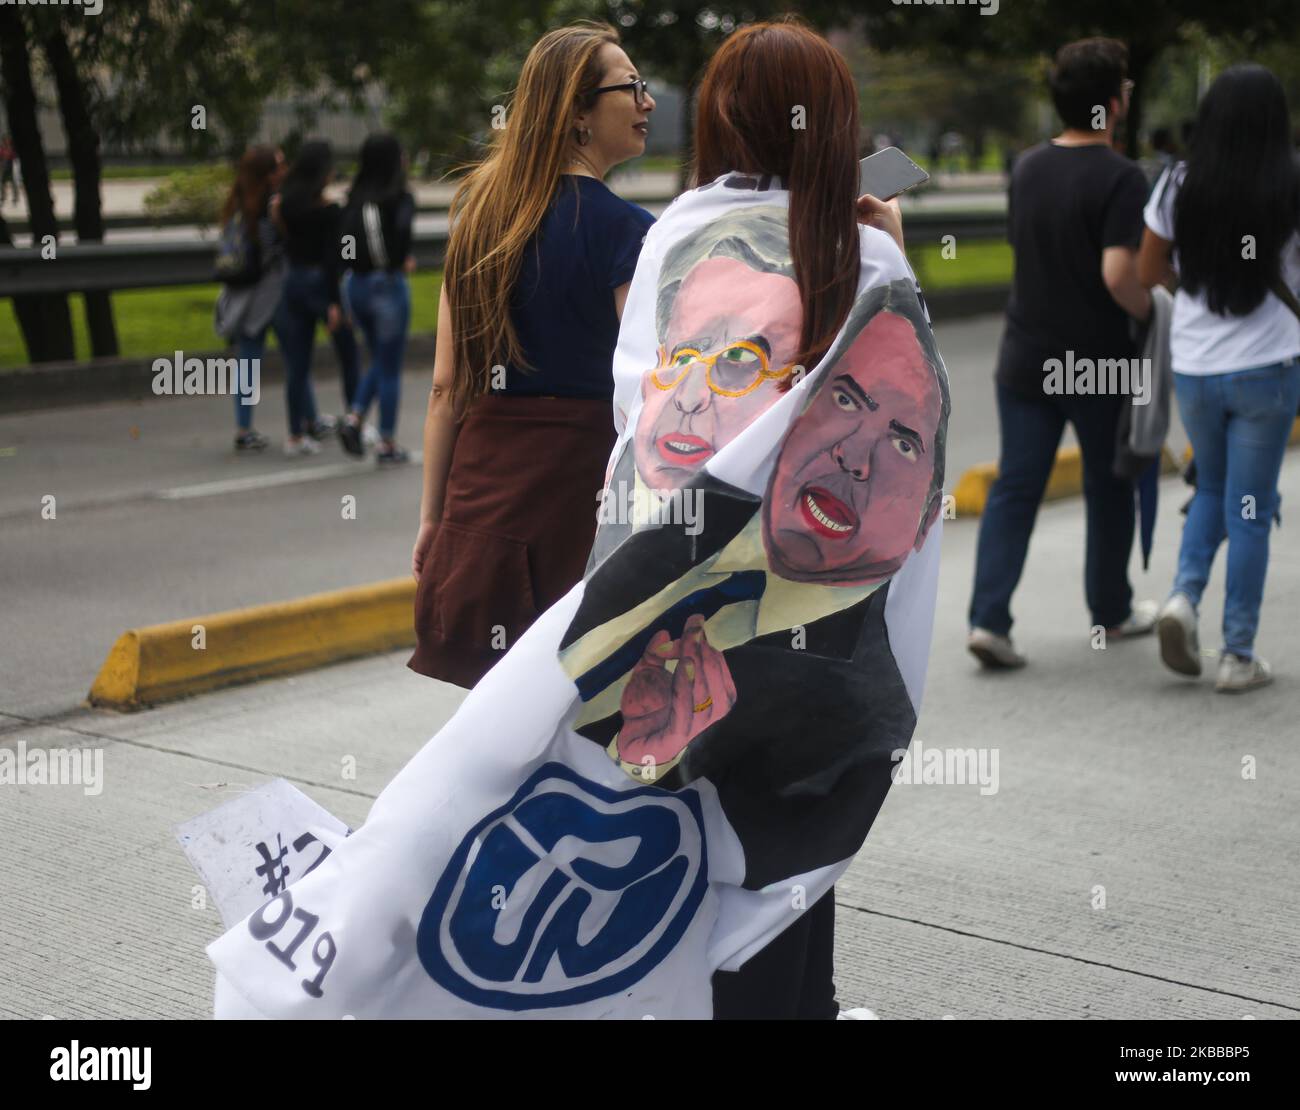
[
  {"x1": 155, "y1": 453, "x2": 423, "y2": 500},
  {"x1": 0, "y1": 452, "x2": 424, "y2": 521}
]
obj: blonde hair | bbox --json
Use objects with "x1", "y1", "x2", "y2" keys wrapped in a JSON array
[{"x1": 444, "y1": 20, "x2": 620, "y2": 415}]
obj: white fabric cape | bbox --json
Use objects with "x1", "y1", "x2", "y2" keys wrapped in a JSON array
[{"x1": 205, "y1": 173, "x2": 947, "y2": 1018}]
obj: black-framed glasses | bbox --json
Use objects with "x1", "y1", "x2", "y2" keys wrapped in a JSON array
[{"x1": 594, "y1": 78, "x2": 649, "y2": 107}]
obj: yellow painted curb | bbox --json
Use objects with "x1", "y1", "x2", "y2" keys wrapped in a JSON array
[
  {"x1": 954, "y1": 445, "x2": 1182, "y2": 518},
  {"x1": 89, "y1": 578, "x2": 416, "y2": 710}
]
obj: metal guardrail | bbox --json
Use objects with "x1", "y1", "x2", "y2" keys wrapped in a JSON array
[
  {"x1": 0, "y1": 211, "x2": 1006, "y2": 299},
  {"x1": 0, "y1": 232, "x2": 450, "y2": 297}
]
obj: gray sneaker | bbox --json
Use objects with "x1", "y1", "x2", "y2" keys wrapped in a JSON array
[
  {"x1": 1215, "y1": 653, "x2": 1272, "y2": 694},
  {"x1": 1156, "y1": 593, "x2": 1201, "y2": 677},
  {"x1": 968, "y1": 627, "x2": 1027, "y2": 670}
]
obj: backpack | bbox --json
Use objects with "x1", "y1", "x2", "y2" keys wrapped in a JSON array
[{"x1": 214, "y1": 215, "x2": 263, "y2": 287}]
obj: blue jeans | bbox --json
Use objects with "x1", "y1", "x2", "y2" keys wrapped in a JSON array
[
  {"x1": 233, "y1": 327, "x2": 269, "y2": 432},
  {"x1": 1172, "y1": 358, "x2": 1300, "y2": 658},
  {"x1": 275, "y1": 266, "x2": 361, "y2": 436},
  {"x1": 970, "y1": 382, "x2": 1136, "y2": 634},
  {"x1": 345, "y1": 270, "x2": 410, "y2": 439}
]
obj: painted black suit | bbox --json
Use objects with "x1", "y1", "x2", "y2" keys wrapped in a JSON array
[{"x1": 562, "y1": 470, "x2": 917, "y2": 889}]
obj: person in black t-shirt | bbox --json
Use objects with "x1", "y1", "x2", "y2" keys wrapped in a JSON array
[{"x1": 968, "y1": 37, "x2": 1157, "y2": 670}]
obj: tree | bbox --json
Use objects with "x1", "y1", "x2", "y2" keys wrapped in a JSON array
[
  {"x1": 0, "y1": 5, "x2": 74, "y2": 363},
  {"x1": 42, "y1": 17, "x2": 117, "y2": 358},
  {"x1": 858, "y1": 0, "x2": 1300, "y2": 158}
]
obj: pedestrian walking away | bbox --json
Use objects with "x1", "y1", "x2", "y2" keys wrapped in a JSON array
[
  {"x1": 968, "y1": 38, "x2": 1158, "y2": 670},
  {"x1": 273, "y1": 139, "x2": 362, "y2": 457},
  {"x1": 1139, "y1": 64, "x2": 1300, "y2": 694},
  {"x1": 336, "y1": 133, "x2": 417, "y2": 467},
  {"x1": 213, "y1": 144, "x2": 288, "y2": 454}
]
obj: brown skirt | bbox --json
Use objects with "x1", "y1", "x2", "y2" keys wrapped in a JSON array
[{"x1": 408, "y1": 394, "x2": 615, "y2": 688}]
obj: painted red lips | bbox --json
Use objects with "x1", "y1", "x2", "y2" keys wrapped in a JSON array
[
  {"x1": 656, "y1": 433, "x2": 713, "y2": 464},
  {"x1": 799, "y1": 485, "x2": 858, "y2": 538}
]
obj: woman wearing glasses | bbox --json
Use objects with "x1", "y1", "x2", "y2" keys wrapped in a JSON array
[{"x1": 408, "y1": 20, "x2": 656, "y2": 688}]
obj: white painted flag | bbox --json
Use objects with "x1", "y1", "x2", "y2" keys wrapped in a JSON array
[{"x1": 204, "y1": 173, "x2": 949, "y2": 1018}]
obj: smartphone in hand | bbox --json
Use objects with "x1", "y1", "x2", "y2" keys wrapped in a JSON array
[{"x1": 858, "y1": 147, "x2": 930, "y2": 201}]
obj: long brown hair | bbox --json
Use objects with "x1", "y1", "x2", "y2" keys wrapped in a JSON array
[
  {"x1": 692, "y1": 16, "x2": 861, "y2": 373},
  {"x1": 444, "y1": 21, "x2": 620, "y2": 415},
  {"x1": 221, "y1": 144, "x2": 280, "y2": 230}
]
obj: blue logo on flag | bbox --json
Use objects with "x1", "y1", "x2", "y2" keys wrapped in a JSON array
[{"x1": 417, "y1": 763, "x2": 708, "y2": 1010}]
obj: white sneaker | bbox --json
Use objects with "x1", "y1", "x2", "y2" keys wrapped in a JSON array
[
  {"x1": 283, "y1": 436, "x2": 322, "y2": 457},
  {"x1": 836, "y1": 1007, "x2": 880, "y2": 1020},
  {"x1": 1108, "y1": 599, "x2": 1159, "y2": 639},
  {"x1": 968, "y1": 627, "x2": 1027, "y2": 670},
  {"x1": 1215, "y1": 653, "x2": 1272, "y2": 694},
  {"x1": 1156, "y1": 593, "x2": 1201, "y2": 677},
  {"x1": 362, "y1": 423, "x2": 380, "y2": 447}
]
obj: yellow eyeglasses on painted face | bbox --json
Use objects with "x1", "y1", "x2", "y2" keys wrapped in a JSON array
[{"x1": 651, "y1": 340, "x2": 795, "y2": 398}]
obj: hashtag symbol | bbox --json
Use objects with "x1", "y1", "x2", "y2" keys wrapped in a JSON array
[{"x1": 254, "y1": 835, "x2": 290, "y2": 896}]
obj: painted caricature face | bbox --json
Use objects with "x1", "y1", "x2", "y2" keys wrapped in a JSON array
[
  {"x1": 633, "y1": 256, "x2": 802, "y2": 491},
  {"x1": 763, "y1": 311, "x2": 942, "y2": 585}
]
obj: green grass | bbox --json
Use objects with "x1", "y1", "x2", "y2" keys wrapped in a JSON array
[
  {"x1": 0, "y1": 246, "x2": 1008, "y2": 369},
  {"x1": 49, "y1": 164, "x2": 199, "y2": 181},
  {"x1": 909, "y1": 240, "x2": 1011, "y2": 288},
  {"x1": 0, "y1": 270, "x2": 444, "y2": 368}
]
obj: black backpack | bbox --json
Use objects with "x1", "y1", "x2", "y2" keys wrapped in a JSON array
[{"x1": 214, "y1": 215, "x2": 263, "y2": 287}]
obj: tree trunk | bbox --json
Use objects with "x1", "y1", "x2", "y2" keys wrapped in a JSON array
[
  {"x1": 43, "y1": 23, "x2": 117, "y2": 357},
  {"x1": 0, "y1": 208, "x2": 47, "y2": 356},
  {"x1": 1125, "y1": 42, "x2": 1157, "y2": 162},
  {"x1": 676, "y1": 78, "x2": 695, "y2": 194},
  {"x1": 0, "y1": 7, "x2": 74, "y2": 363}
]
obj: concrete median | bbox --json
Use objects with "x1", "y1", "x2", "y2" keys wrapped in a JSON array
[{"x1": 88, "y1": 578, "x2": 416, "y2": 710}]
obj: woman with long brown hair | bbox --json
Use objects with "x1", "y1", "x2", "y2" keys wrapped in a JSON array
[
  {"x1": 408, "y1": 20, "x2": 656, "y2": 686},
  {"x1": 214, "y1": 143, "x2": 287, "y2": 452},
  {"x1": 608, "y1": 15, "x2": 927, "y2": 1020}
]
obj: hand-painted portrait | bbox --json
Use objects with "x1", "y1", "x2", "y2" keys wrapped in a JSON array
[
  {"x1": 633, "y1": 206, "x2": 801, "y2": 492},
  {"x1": 563, "y1": 278, "x2": 949, "y2": 884}
]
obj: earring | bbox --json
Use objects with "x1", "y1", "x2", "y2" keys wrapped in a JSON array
[{"x1": 575, "y1": 126, "x2": 592, "y2": 147}]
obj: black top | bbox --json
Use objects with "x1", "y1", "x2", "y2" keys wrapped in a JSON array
[
  {"x1": 502, "y1": 174, "x2": 655, "y2": 401},
  {"x1": 281, "y1": 199, "x2": 345, "y2": 302},
  {"x1": 340, "y1": 191, "x2": 416, "y2": 275},
  {"x1": 282, "y1": 199, "x2": 344, "y2": 269},
  {"x1": 997, "y1": 142, "x2": 1148, "y2": 396}
]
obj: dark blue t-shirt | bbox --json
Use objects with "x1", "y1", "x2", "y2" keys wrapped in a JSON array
[{"x1": 504, "y1": 175, "x2": 655, "y2": 400}]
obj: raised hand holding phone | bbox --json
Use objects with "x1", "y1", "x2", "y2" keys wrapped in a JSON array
[{"x1": 856, "y1": 147, "x2": 927, "y2": 252}]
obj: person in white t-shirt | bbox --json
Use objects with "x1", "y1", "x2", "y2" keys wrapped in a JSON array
[{"x1": 1138, "y1": 64, "x2": 1300, "y2": 693}]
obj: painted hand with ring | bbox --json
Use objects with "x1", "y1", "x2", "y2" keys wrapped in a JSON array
[{"x1": 616, "y1": 613, "x2": 737, "y2": 774}]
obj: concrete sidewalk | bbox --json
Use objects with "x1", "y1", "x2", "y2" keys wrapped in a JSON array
[{"x1": 2, "y1": 457, "x2": 1298, "y2": 1019}]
